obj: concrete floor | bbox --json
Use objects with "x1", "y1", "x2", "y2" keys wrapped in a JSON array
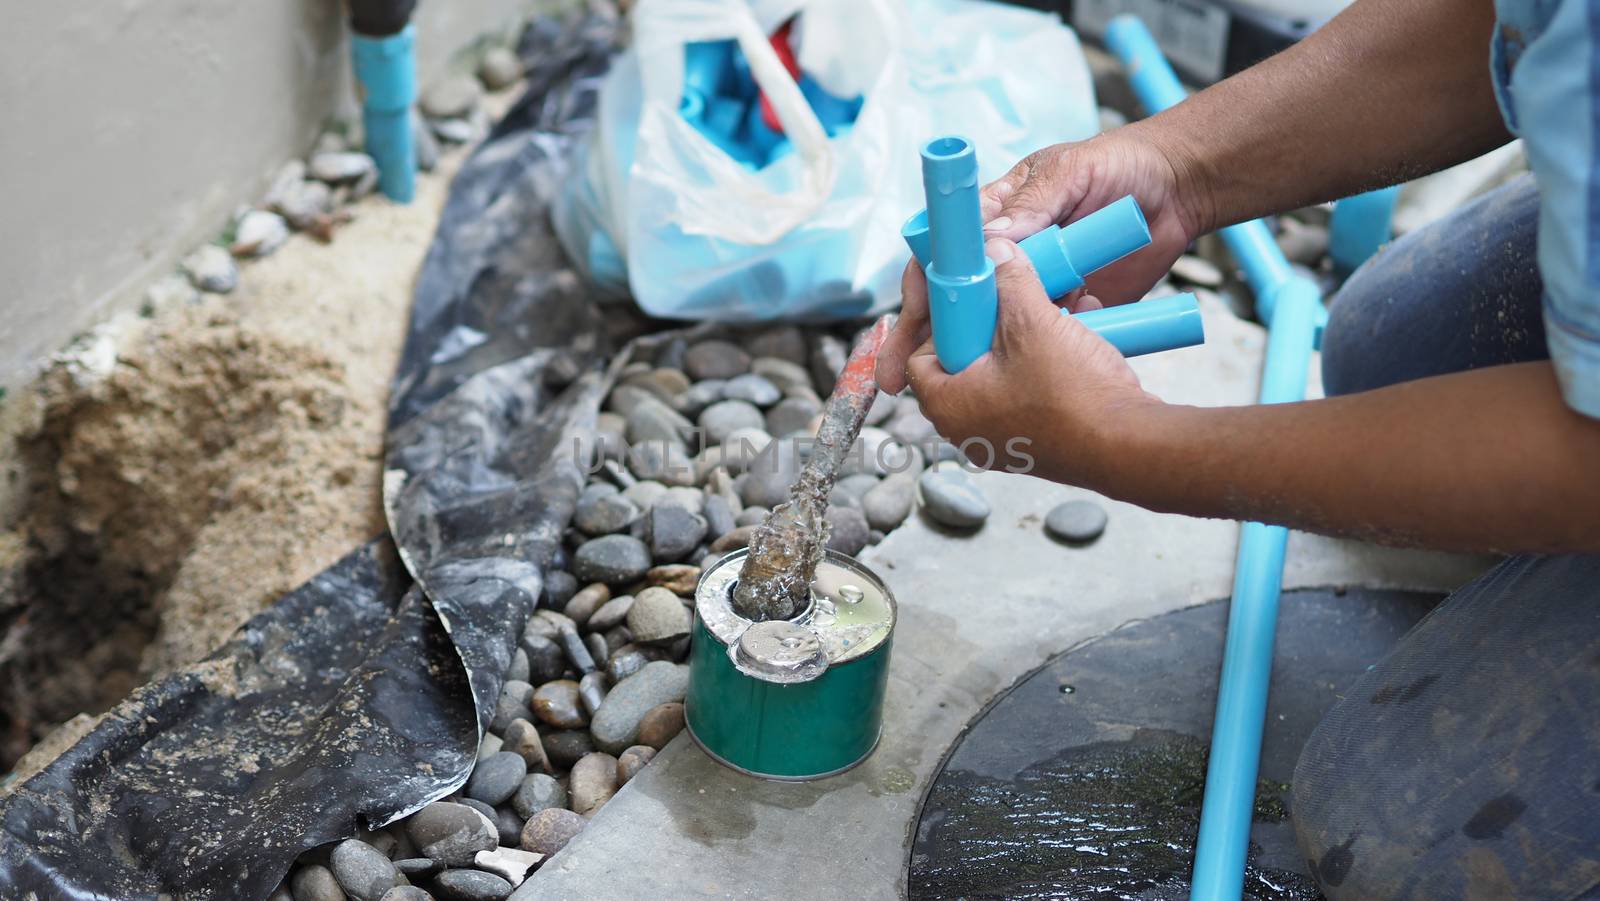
[{"x1": 513, "y1": 296, "x2": 1492, "y2": 899}]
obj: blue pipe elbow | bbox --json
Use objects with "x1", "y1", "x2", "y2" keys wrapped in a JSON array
[
  {"x1": 350, "y1": 25, "x2": 417, "y2": 203},
  {"x1": 1329, "y1": 186, "x2": 1399, "y2": 274}
]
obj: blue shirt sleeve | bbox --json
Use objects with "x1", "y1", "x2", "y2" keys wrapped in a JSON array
[{"x1": 1498, "y1": 0, "x2": 1600, "y2": 419}]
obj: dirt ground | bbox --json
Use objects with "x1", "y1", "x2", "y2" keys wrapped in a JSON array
[{"x1": 0, "y1": 95, "x2": 515, "y2": 775}]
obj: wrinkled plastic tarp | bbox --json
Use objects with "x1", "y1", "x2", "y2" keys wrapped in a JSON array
[{"x1": 0, "y1": 14, "x2": 631, "y2": 900}]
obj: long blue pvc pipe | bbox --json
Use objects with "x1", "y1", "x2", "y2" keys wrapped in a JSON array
[{"x1": 1106, "y1": 16, "x2": 1325, "y2": 901}]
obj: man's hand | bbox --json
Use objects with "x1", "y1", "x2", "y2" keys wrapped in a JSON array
[
  {"x1": 902, "y1": 238, "x2": 1157, "y2": 489},
  {"x1": 878, "y1": 131, "x2": 1202, "y2": 394}
]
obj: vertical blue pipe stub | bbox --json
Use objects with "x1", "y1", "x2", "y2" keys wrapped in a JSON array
[
  {"x1": 350, "y1": 25, "x2": 417, "y2": 203},
  {"x1": 920, "y1": 136, "x2": 996, "y2": 373},
  {"x1": 1328, "y1": 186, "x2": 1399, "y2": 274}
]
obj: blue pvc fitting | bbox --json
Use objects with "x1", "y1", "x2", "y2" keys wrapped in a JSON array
[
  {"x1": 907, "y1": 160, "x2": 1202, "y2": 366},
  {"x1": 903, "y1": 195, "x2": 1150, "y2": 300},
  {"x1": 798, "y1": 74, "x2": 863, "y2": 136},
  {"x1": 1328, "y1": 186, "x2": 1399, "y2": 274},
  {"x1": 680, "y1": 89, "x2": 707, "y2": 123},
  {"x1": 920, "y1": 136, "x2": 996, "y2": 373},
  {"x1": 742, "y1": 101, "x2": 784, "y2": 167},
  {"x1": 350, "y1": 25, "x2": 417, "y2": 203}
]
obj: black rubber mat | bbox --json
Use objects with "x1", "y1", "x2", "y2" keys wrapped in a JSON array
[{"x1": 909, "y1": 587, "x2": 1440, "y2": 900}]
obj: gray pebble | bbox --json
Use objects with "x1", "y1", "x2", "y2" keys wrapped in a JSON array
[
  {"x1": 684, "y1": 340, "x2": 752, "y2": 380},
  {"x1": 746, "y1": 326, "x2": 809, "y2": 365},
  {"x1": 292, "y1": 864, "x2": 347, "y2": 901},
  {"x1": 625, "y1": 588, "x2": 691, "y2": 646},
  {"x1": 512, "y1": 772, "x2": 568, "y2": 819},
  {"x1": 809, "y1": 333, "x2": 848, "y2": 394},
  {"x1": 465, "y1": 752, "x2": 526, "y2": 806},
  {"x1": 272, "y1": 180, "x2": 332, "y2": 231},
  {"x1": 477, "y1": 733, "x2": 503, "y2": 761},
  {"x1": 586, "y1": 595, "x2": 634, "y2": 632},
  {"x1": 765, "y1": 396, "x2": 821, "y2": 437},
  {"x1": 182, "y1": 245, "x2": 239, "y2": 294},
  {"x1": 605, "y1": 384, "x2": 655, "y2": 417},
  {"x1": 574, "y1": 487, "x2": 638, "y2": 537},
  {"x1": 644, "y1": 504, "x2": 706, "y2": 562},
  {"x1": 590, "y1": 661, "x2": 691, "y2": 754},
  {"x1": 625, "y1": 397, "x2": 693, "y2": 447},
  {"x1": 584, "y1": 632, "x2": 610, "y2": 667},
  {"x1": 501, "y1": 718, "x2": 551, "y2": 773},
  {"x1": 830, "y1": 473, "x2": 881, "y2": 509},
  {"x1": 426, "y1": 115, "x2": 477, "y2": 144},
  {"x1": 864, "y1": 391, "x2": 896, "y2": 426},
  {"x1": 540, "y1": 570, "x2": 578, "y2": 610},
  {"x1": 862, "y1": 473, "x2": 916, "y2": 531},
  {"x1": 309, "y1": 151, "x2": 377, "y2": 184},
  {"x1": 702, "y1": 494, "x2": 736, "y2": 540},
  {"x1": 379, "y1": 888, "x2": 433, "y2": 901},
  {"x1": 541, "y1": 730, "x2": 595, "y2": 769},
  {"x1": 572, "y1": 535, "x2": 651, "y2": 585},
  {"x1": 455, "y1": 797, "x2": 497, "y2": 825},
  {"x1": 404, "y1": 802, "x2": 498, "y2": 866},
  {"x1": 531, "y1": 680, "x2": 586, "y2": 730},
  {"x1": 738, "y1": 441, "x2": 802, "y2": 508},
  {"x1": 824, "y1": 506, "x2": 871, "y2": 557},
  {"x1": 493, "y1": 807, "x2": 523, "y2": 847},
  {"x1": 562, "y1": 583, "x2": 609, "y2": 627},
  {"x1": 622, "y1": 480, "x2": 669, "y2": 510},
  {"x1": 1044, "y1": 499, "x2": 1109, "y2": 544},
  {"x1": 414, "y1": 114, "x2": 440, "y2": 173},
  {"x1": 557, "y1": 623, "x2": 597, "y2": 674},
  {"x1": 605, "y1": 649, "x2": 650, "y2": 684},
  {"x1": 626, "y1": 441, "x2": 696, "y2": 487},
  {"x1": 918, "y1": 465, "x2": 990, "y2": 529},
  {"x1": 519, "y1": 634, "x2": 565, "y2": 684},
  {"x1": 698, "y1": 400, "x2": 765, "y2": 446},
  {"x1": 750, "y1": 356, "x2": 812, "y2": 391},
  {"x1": 330, "y1": 839, "x2": 398, "y2": 901},
  {"x1": 505, "y1": 648, "x2": 530, "y2": 683},
  {"x1": 672, "y1": 379, "x2": 725, "y2": 418},
  {"x1": 569, "y1": 751, "x2": 620, "y2": 817},
  {"x1": 578, "y1": 671, "x2": 609, "y2": 717},
  {"x1": 715, "y1": 427, "x2": 775, "y2": 474},
  {"x1": 431, "y1": 868, "x2": 511, "y2": 901},
  {"x1": 393, "y1": 859, "x2": 441, "y2": 879},
  {"x1": 722, "y1": 373, "x2": 782, "y2": 407},
  {"x1": 478, "y1": 46, "x2": 524, "y2": 90},
  {"x1": 734, "y1": 506, "x2": 770, "y2": 527},
  {"x1": 887, "y1": 406, "x2": 939, "y2": 448},
  {"x1": 520, "y1": 808, "x2": 587, "y2": 857},
  {"x1": 421, "y1": 74, "x2": 484, "y2": 119}
]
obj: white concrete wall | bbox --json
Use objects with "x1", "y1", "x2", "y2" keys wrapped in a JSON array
[{"x1": 0, "y1": 0, "x2": 536, "y2": 387}]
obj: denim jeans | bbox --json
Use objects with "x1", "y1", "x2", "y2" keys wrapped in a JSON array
[{"x1": 1293, "y1": 175, "x2": 1600, "y2": 899}]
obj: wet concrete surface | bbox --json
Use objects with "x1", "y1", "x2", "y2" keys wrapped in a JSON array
[{"x1": 512, "y1": 297, "x2": 1494, "y2": 899}]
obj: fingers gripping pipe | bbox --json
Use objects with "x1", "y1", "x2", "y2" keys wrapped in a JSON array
[{"x1": 903, "y1": 137, "x2": 1205, "y2": 373}]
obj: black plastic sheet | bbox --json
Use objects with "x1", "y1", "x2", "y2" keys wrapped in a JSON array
[{"x1": 0, "y1": 12, "x2": 630, "y2": 899}]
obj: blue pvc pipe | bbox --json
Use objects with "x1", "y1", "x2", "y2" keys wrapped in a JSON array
[
  {"x1": 350, "y1": 25, "x2": 417, "y2": 203},
  {"x1": 1106, "y1": 16, "x2": 1326, "y2": 901},
  {"x1": 1076, "y1": 294, "x2": 1205, "y2": 357},
  {"x1": 920, "y1": 136, "x2": 998, "y2": 372},
  {"x1": 1329, "y1": 186, "x2": 1399, "y2": 274}
]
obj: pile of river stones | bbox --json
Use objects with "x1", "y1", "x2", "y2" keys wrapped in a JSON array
[{"x1": 270, "y1": 323, "x2": 1117, "y2": 901}]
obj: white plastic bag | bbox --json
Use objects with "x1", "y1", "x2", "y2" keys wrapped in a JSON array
[{"x1": 556, "y1": 0, "x2": 1099, "y2": 320}]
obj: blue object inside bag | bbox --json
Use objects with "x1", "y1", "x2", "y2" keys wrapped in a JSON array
[{"x1": 680, "y1": 39, "x2": 863, "y2": 169}]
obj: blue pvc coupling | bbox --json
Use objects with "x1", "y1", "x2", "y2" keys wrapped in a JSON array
[
  {"x1": 350, "y1": 25, "x2": 417, "y2": 203},
  {"x1": 920, "y1": 136, "x2": 997, "y2": 373},
  {"x1": 1076, "y1": 293, "x2": 1204, "y2": 357},
  {"x1": 903, "y1": 195, "x2": 1150, "y2": 299}
]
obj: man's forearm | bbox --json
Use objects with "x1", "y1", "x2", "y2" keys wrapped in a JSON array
[
  {"x1": 1130, "y1": 0, "x2": 1511, "y2": 233},
  {"x1": 1098, "y1": 362, "x2": 1600, "y2": 553}
]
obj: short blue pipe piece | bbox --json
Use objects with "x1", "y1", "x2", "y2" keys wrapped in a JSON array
[
  {"x1": 350, "y1": 25, "x2": 418, "y2": 203},
  {"x1": 920, "y1": 136, "x2": 997, "y2": 373},
  {"x1": 1076, "y1": 293, "x2": 1205, "y2": 357},
  {"x1": 1328, "y1": 186, "x2": 1399, "y2": 275},
  {"x1": 1107, "y1": 16, "x2": 1328, "y2": 900},
  {"x1": 902, "y1": 194, "x2": 1150, "y2": 300}
]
